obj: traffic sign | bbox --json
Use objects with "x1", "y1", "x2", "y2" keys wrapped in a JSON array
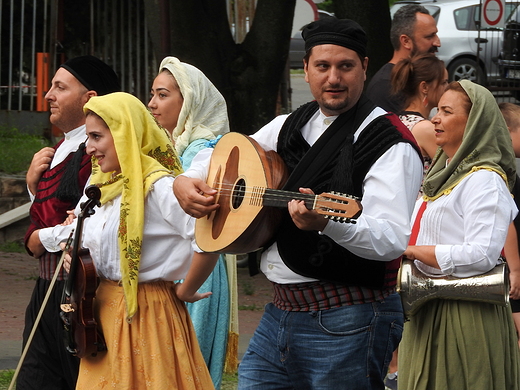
[{"x1": 481, "y1": 0, "x2": 505, "y2": 28}]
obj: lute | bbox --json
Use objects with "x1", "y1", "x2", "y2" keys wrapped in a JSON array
[{"x1": 195, "y1": 132, "x2": 362, "y2": 254}]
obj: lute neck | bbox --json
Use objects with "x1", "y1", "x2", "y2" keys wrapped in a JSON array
[{"x1": 261, "y1": 188, "x2": 316, "y2": 209}]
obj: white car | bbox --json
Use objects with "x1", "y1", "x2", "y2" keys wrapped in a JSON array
[{"x1": 391, "y1": 0, "x2": 519, "y2": 84}]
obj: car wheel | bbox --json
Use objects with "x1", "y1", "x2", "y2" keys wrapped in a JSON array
[{"x1": 448, "y1": 58, "x2": 486, "y2": 84}]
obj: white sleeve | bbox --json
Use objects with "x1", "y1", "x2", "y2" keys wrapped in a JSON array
[
  {"x1": 435, "y1": 171, "x2": 517, "y2": 277},
  {"x1": 322, "y1": 142, "x2": 423, "y2": 260},
  {"x1": 39, "y1": 222, "x2": 77, "y2": 252},
  {"x1": 39, "y1": 195, "x2": 85, "y2": 253},
  {"x1": 180, "y1": 115, "x2": 288, "y2": 180}
]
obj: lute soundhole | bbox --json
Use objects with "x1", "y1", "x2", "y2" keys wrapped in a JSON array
[{"x1": 232, "y1": 178, "x2": 246, "y2": 209}]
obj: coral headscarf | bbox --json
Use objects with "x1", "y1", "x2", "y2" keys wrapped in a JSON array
[
  {"x1": 84, "y1": 92, "x2": 183, "y2": 321},
  {"x1": 158, "y1": 56, "x2": 229, "y2": 155},
  {"x1": 422, "y1": 80, "x2": 516, "y2": 201}
]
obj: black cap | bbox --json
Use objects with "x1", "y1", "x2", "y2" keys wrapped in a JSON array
[
  {"x1": 60, "y1": 55, "x2": 121, "y2": 96},
  {"x1": 302, "y1": 18, "x2": 367, "y2": 58}
]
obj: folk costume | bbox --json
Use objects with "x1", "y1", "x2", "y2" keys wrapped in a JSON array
[
  {"x1": 18, "y1": 56, "x2": 119, "y2": 390},
  {"x1": 399, "y1": 80, "x2": 520, "y2": 390},
  {"x1": 65, "y1": 92, "x2": 212, "y2": 390},
  {"x1": 241, "y1": 18, "x2": 423, "y2": 389},
  {"x1": 158, "y1": 56, "x2": 232, "y2": 389},
  {"x1": 183, "y1": 19, "x2": 423, "y2": 388}
]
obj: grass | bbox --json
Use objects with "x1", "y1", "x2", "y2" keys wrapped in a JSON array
[
  {"x1": 0, "y1": 127, "x2": 50, "y2": 175},
  {"x1": 241, "y1": 280, "x2": 255, "y2": 296},
  {"x1": 221, "y1": 372, "x2": 238, "y2": 389},
  {"x1": 0, "y1": 370, "x2": 14, "y2": 390},
  {"x1": 238, "y1": 304, "x2": 263, "y2": 311},
  {"x1": 0, "y1": 241, "x2": 25, "y2": 253}
]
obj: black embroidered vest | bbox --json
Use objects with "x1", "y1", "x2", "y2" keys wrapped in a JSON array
[{"x1": 275, "y1": 97, "x2": 421, "y2": 289}]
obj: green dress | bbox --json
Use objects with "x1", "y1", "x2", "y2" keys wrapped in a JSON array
[{"x1": 399, "y1": 299, "x2": 520, "y2": 390}]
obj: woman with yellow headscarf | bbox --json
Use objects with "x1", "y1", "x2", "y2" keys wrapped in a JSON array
[
  {"x1": 399, "y1": 80, "x2": 520, "y2": 390},
  {"x1": 62, "y1": 92, "x2": 217, "y2": 390}
]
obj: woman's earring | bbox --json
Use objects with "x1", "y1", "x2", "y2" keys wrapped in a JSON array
[{"x1": 423, "y1": 94, "x2": 429, "y2": 108}]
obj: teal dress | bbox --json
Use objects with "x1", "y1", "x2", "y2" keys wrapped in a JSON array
[{"x1": 182, "y1": 139, "x2": 230, "y2": 390}]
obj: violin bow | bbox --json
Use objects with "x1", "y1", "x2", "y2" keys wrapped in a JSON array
[{"x1": 8, "y1": 231, "x2": 74, "y2": 390}]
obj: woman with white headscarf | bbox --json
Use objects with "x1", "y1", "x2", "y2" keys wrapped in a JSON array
[{"x1": 149, "y1": 57, "x2": 231, "y2": 389}]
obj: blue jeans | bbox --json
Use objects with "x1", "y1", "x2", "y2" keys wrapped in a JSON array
[{"x1": 238, "y1": 292, "x2": 403, "y2": 390}]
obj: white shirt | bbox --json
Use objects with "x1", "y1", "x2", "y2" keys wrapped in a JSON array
[
  {"x1": 40, "y1": 176, "x2": 199, "y2": 282},
  {"x1": 184, "y1": 107, "x2": 424, "y2": 284},
  {"x1": 413, "y1": 169, "x2": 517, "y2": 278}
]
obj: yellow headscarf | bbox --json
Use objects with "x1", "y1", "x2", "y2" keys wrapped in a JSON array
[{"x1": 83, "y1": 92, "x2": 183, "y2": 321}]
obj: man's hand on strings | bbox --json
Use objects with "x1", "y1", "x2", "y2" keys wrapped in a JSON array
[
  {"x1": 288, "y1": 187, "x2": 328, "y2": 231},
  {"x1": 173, "y1": 175, "x2": 219, "y2": 218}
]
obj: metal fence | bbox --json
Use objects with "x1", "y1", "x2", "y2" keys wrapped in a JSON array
[
  {"x1": 4, "y1": 1, "x2": 520, "y2": 117},
  {"x1": 0, "y1": 0, "x2": 157, "y2": 114}
]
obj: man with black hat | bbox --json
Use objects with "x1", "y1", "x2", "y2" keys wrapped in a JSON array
[
  {"x1": 173, "y1": 17, "x2": 423, "y2": 389},
  {"x1": 19, "y1": 55, "x2": 120, "y2": 390}
]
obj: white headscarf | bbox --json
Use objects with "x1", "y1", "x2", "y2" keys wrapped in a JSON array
[{"x1": 158, "y1": 56, "x2": 230, "y2": 155}]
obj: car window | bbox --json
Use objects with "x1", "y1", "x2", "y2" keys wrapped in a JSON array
[
  {"x1": 455, "y1": 6, "x2": 475, "y2": 30},
  {"x1": 505, "y1": 3, "x2": 518, "y2": 20},
  {"x1": 423, "y1": 5, "x2": 440, "y2": 21},
  {"x1": 508, "y1": 4, "x2": 520, "y2": 23}
]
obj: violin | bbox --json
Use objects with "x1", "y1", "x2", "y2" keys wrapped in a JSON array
[{"x1": 60, "y1": 185, "x2": 106, "y2": 358}]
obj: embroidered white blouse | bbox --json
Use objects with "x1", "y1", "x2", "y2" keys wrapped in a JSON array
[
  {"x1": 40, "y1": 176, "x2": 199, "y2": 282},
  {"x1": 413, "y1": 169, "x2": 517, "y2": 278}
]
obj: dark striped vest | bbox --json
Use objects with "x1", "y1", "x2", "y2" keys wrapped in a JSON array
[{"x1": 24, "y1": 141, "x2": 92, "y2": 280}]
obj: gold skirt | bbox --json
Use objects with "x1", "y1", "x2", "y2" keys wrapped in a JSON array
[{"x1": 76, "y1": 279, "x2": 214, "y2": 390}]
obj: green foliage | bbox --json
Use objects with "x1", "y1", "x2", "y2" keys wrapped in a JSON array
[
  {"x1": 0, "y1": 240, "x2": 25, "y2": 253},
  {"x1": 0, "y1": 370, "x2": 14, "y2": 390},
  {"x1": 221, "y1": 372, "x2": 238, "y2": 389},
  {"x1": 0, "y1": 126, "x2": 50, "y2": 175},
  {"x1": 316, "y1": 0, "x2": 334, "y2": 13}
]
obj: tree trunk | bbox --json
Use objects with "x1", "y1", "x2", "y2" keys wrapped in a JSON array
[
  {"x1": 143, "y1": 0, "x2": 296, "y2": 135},
  {"x1": 142, "y1": 0, "x2": 391, "y2": 134},
  {"x1": 333, "y1": 0, "x2": 393, "y2": 85}
]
